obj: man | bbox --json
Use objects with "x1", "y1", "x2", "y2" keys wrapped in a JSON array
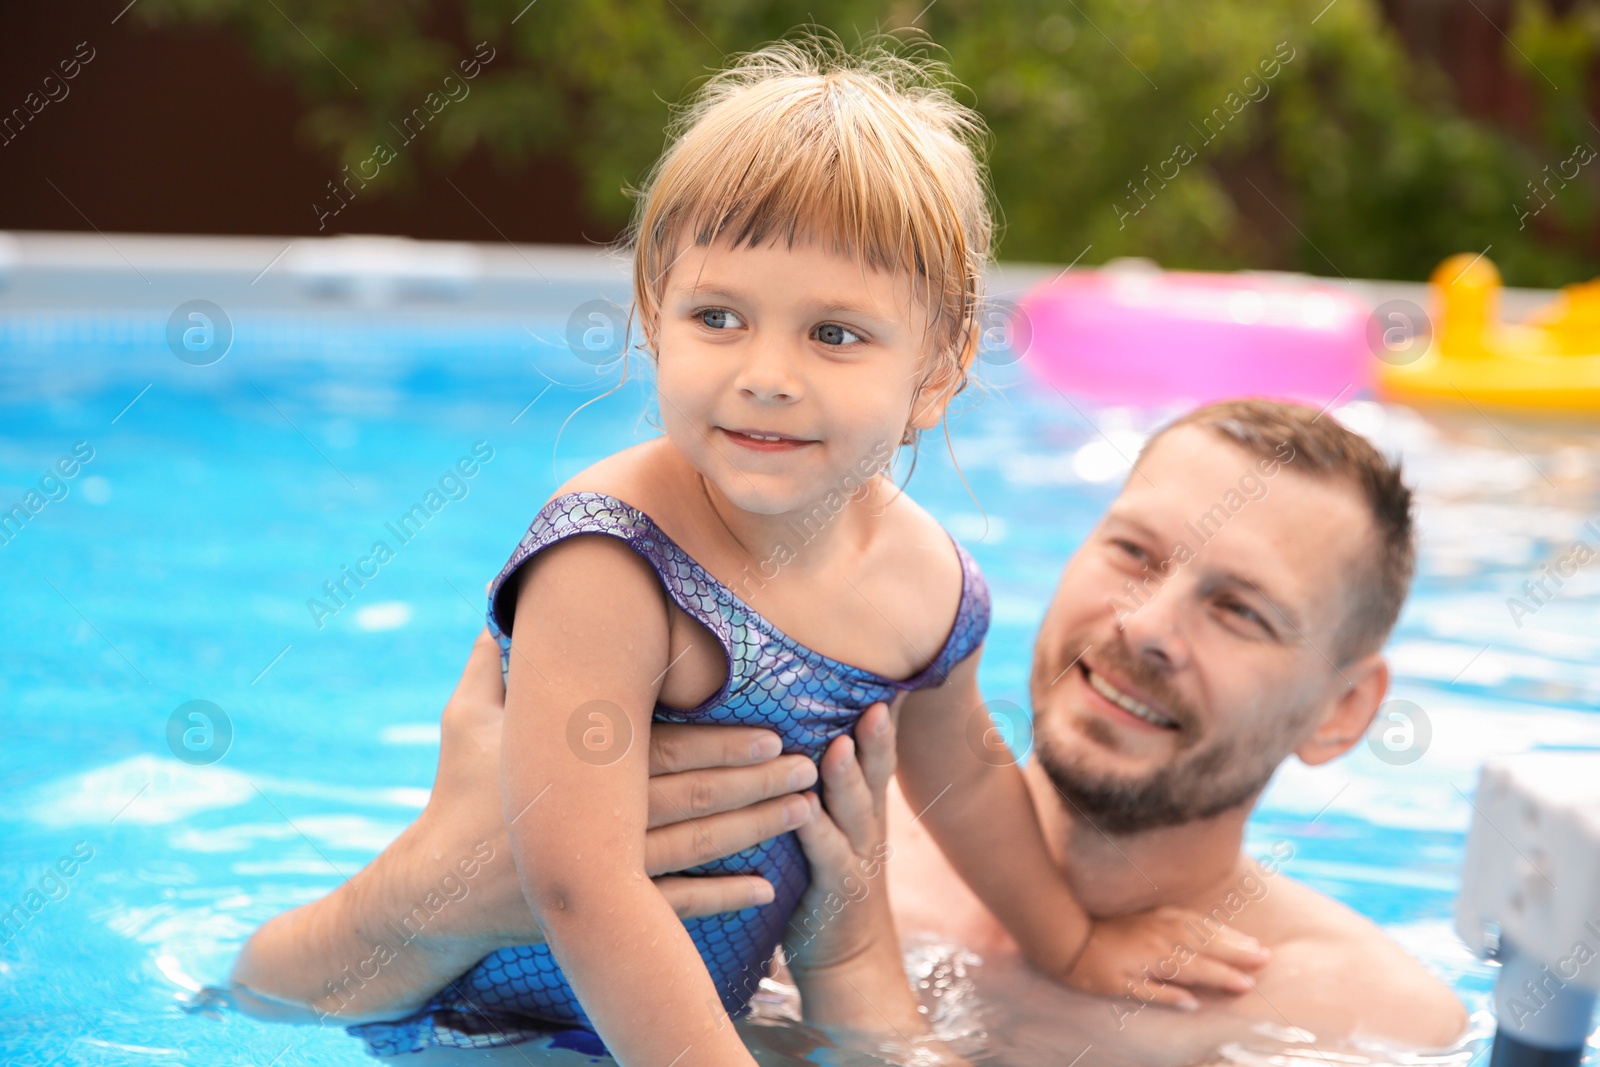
[{"x1": 228, "y1": 400, "x2": 1467, "y2": 1061}]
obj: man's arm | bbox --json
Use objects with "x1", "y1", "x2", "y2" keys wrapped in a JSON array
[
  {"x1": 228, "y1": 629, "x2": 815, "y2": 1025},
  {"x1": 228, "y1": 627, "x2": 936, "y2": 1040},
  {"x1": 227, "y1": 816, "x2": 516, "y2": 1024}
]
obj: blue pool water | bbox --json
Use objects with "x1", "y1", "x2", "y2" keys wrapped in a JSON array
[{"x1": 2, "y1": 302, "x2": 1599, "y2": 1065}]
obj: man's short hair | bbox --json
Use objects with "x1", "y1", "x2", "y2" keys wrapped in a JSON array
[{"x1": 1146, "y1": 398, "x2": 1415, "y2": 661}]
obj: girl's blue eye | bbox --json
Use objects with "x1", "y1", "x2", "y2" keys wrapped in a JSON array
[
  {"x1": 814, "y1": 323, "x2": 861, "y2": 346},
  {"x1": 699, "y1": 308, "x2": 743, "y2": 330}
]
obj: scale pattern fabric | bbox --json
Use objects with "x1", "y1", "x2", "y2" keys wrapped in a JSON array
[{"x1": 351, "y1": 491, "x2": 990, "y2": 1056}]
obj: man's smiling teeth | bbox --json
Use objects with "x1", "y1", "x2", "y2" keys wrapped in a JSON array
[
  {"x1": 1087, "y1": 668, "x2": 1178, "y2": 728},
  {"x1": 744, "y1": 432, "x2": 784, "y2": 441}
]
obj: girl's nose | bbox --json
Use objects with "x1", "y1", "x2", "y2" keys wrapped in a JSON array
[{"x1": 735, "y1": 342, "x2": 803, "y2": 404}]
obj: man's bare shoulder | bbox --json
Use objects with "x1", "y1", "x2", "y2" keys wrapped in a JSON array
[
  {"x1": 1233, "y1": 873, "x2": 1467, "y2": 1049},
  {"x1": 881, "y1": 821, "x2": 1465, "y2": 1057}
]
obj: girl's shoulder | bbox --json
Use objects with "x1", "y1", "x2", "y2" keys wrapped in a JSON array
[
  {"x1": 873, "y1": 485, "x2": 970, "y2": 587},
  {"x1": 857, "y1": 485, "x2": 982, "y2": 668},
  {"x1": 548, "y1": 438, "x2": 693, "y2": 521}
]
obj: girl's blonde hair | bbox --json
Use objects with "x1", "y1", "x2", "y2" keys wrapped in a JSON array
[{"x1": 625, "y1": 35, "x2": 994, "y2": 418}]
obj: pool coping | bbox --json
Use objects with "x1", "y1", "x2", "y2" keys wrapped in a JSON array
[{"x1": 0, "y1": 229, "x2": 1559, "y2": 323}]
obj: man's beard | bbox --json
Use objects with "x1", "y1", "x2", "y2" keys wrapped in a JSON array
[
  {"x1": 1036, "y1": 729, "x2": 1277, "y2": 835},
  {"x1": 1031, "y1": 637, "x2": 1293, "y2": 836}
]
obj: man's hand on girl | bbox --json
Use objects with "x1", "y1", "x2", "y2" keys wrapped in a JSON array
[{"x1": 410, "y1": 628, "x2": 824, "y2": 955}]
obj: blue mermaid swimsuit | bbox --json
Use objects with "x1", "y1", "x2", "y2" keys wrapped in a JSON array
[{"x1": 351, "y1": 491, "x2": 990, "y2": 1055}]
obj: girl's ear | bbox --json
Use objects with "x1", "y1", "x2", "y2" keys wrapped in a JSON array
[{"x1": 907, "y1": 324, "x2": 975, "y2": 432}]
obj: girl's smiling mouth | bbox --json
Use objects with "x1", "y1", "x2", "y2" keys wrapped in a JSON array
[{"x1": 719, "y1": 427, "x2": 820, "y2": 452}]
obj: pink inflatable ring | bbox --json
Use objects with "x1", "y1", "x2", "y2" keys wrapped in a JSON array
[{"x1": 1015, "y1": 264, "x2": 1372, "y2": 407}]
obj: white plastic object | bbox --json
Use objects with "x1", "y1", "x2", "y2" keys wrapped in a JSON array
[{"x1": 1455, "y1": 752, "x2": 1600, "y2": 991}]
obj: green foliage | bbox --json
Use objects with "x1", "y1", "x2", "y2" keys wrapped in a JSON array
[{"x1": 137, "y1": 0, "x2": 1600, "y2": 284}]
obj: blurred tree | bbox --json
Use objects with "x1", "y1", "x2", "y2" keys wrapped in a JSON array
[{"x1": 134, "y1": 0, "x2": 1600, "y2": 285}]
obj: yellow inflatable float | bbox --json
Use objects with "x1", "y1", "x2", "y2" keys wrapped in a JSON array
[{"x1": 1379, "y1": 253, "x2": 1600, "y2": 413}]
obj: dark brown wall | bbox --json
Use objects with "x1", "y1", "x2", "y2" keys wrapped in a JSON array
[{"x1": 0, "y1": 1, "x2": 607, "y2": 243}]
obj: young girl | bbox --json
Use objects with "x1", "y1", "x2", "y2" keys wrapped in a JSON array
[{"x1": 355, "y1": 38, "x2": 1248, "y2": 1064}]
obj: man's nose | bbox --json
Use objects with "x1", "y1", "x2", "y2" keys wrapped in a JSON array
[
  {"x1": 735, "y1": 339, "x2": 803, "y2": 404},
  {"x1": 1115, "y1": 570, "x2": 1193, "y2": 671}
]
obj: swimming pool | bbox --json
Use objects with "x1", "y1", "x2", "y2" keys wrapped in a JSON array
[{"x1": 3, "y1": 235, "x2": 1597, "y2": 1066}]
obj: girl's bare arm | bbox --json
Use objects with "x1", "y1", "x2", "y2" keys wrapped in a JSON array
[
  {"x1": 503, "y1": 534, "x2": 758, "y2": 1066},
  {"x1": 895, "y1": 652, "x2": 1266, "y2": 1008},
  {"x1": 893, "y1": 651, "x2": 1096, "y2": 977}
]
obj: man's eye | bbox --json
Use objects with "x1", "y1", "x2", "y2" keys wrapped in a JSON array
[
  {"x1": 698, "y1": 307, "x2": 743, "y2": 330},
  {"x1": 1112, "y1": 539, "x2": 1149, "y2": 562},
  {"x1": 813, "y1": 323, "x2": 861, "y2": 346},
  {"x1": 1222, "y1": 600, "x2": 1267, "y2": 627}
]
